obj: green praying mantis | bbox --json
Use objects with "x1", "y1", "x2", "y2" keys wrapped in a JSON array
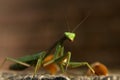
[{"x1": 0, "y1": 16, "x2": 95, "y2": 77}]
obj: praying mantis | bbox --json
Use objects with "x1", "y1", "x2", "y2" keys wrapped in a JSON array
[{"x1": 0, "y1": 16, "x2": 95, "y2": 77}]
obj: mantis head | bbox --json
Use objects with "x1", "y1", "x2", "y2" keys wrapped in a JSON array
[{"x1": 64, "y1": 32, "x2": 76, "y2": 42}]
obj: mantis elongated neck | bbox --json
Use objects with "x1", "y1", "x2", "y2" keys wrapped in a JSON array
[{"x1": 46, "y1": 35, "x2": 67, "y2": 56}]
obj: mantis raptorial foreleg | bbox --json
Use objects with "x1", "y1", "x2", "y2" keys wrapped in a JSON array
[
  {"x1": 42, "y1": 44, "x2": 70, "y2": 73},
  {"x1": 57, "y1": 51, "x2": 71, "y2": 73},
  {"x1": 0, "y1": 57, "x2": 30, "y2": 69},
  {"x1": 43, "y1": 44, "x2": 62, "y2": 67},
  {"x1": 54, "y1": 43, "x2": 62, "y2": 59},
  {"x1": 52, "y1": 51, "x2": 71, "y2": 73}
]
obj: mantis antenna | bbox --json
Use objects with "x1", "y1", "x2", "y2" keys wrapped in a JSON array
[
  {"x1": 72, "y1": 14, "x2": 89, "y2": 32},
  {"x1": 64, "y1": 14, "x2": 90, "y2": 41},
  {"x1": 65, "y1": 16, "x2": 70, "y2": 32}
]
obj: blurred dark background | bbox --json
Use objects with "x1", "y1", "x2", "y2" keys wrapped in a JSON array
[{"x1": 0, "y1": 0, "x2": 120, "y2": 69}]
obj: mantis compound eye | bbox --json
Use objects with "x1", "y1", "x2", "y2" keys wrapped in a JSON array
[{"x1": 87, "y1": 62, "x2": 108, "y2": 76}]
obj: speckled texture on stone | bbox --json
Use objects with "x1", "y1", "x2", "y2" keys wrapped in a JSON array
[{"x1": 0, "y1": 71, "x2": 120, "y2": 80}]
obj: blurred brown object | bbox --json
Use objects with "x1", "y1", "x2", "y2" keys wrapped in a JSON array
[{"x1": 87, "y1": 62, "x2": 108, "y2": 76}]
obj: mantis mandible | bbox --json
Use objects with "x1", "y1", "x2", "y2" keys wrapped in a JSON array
[{"x1": 0, "y1": 15, "x2": 95, "y2": 77}]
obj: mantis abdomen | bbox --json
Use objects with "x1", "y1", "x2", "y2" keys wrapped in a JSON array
[{"x1": 9, "y1": 52, "x2": 42, "y2": 70}]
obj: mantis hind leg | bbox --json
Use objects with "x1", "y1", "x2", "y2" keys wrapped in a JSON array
[
  {"x1": 0, "y1": 57, "x2": 30, "y2": 69},
  {"x1": 33, "y1": 52, "x2": 47, "y2": 77},
  {"x1": 69, "y1": 62, "x2": 95, "y2": 74}
]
